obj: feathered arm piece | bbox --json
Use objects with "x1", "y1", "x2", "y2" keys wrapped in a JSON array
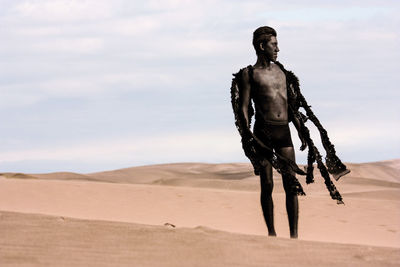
[
  {"x1": 275, "y1": 62, "x2": 348, "y2": 204},
  {"x1": 283, "y1": 66, "x2": 350, "y2": 180}
]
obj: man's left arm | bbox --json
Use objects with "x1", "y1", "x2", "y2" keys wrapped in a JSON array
[
  {"x1": 291, "y1": 115, "x2": 307, "y2": 151},
  {"x1": 288, "y1": 83, "x2": 307, "y2": 151}
]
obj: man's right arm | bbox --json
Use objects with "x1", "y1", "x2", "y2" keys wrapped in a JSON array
[{"x1": 239, "y1": 68, "x2": 251, "y2": 129}]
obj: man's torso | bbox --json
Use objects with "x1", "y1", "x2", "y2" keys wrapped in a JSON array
[
  {"x1": 250, "y1": 64, "x2": 293, "y2": 149},
  {"x1": 251, "y1": 64, "x2": 288, "y2": 123}
]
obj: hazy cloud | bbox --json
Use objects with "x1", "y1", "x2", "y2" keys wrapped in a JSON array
[{"x1": 0, "y1": 0, "x2": 399, "y2": 172}]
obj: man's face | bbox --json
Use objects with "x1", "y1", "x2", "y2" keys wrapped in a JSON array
[{"x1": 262, "y1": 36, "x2": 279, "y2": 62}]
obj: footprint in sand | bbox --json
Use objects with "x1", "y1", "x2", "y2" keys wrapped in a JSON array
[{"x1": 379, "y1": 224, "x2": 397, "y2": 233}]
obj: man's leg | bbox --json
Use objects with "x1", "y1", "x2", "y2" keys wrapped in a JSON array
[
  {"x1": 277, "y1": 146, "x2": 299, "y2": 239},
  {"x1": 259, "y1": 161, "x2": 276, "y2": 236}
]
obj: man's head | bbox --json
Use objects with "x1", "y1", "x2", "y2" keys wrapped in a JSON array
[{"x1": 253, "y1": 26, "x2": 279, "y2": 62}]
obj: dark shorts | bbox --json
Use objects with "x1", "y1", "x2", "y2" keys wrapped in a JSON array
[{"x1": 254, "y1": 121, "x2": 293, "y2": 150}]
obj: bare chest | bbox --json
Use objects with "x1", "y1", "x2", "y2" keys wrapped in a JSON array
[{"x1": 252, "y1": 67, "x2": 287, "y2": 99}]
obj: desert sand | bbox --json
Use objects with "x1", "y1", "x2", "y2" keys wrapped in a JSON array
[{"x1": 0, "y1": 159, "x2": 399, "y2": 266}]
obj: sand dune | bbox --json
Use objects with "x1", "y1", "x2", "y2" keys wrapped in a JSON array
[
  {"x1": 0, "y1": 159, "x2": 399, "y2": 266},
  {"x1": 1, "y1": 211, "x2": 399, "y2": 267},
  {"x1": 343, "y1": 160, "x2": 400, "y2": 183}
]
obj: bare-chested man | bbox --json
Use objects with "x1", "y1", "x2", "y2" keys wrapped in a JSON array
[{"x1": 239, "y1": 26, "x2": 306, "y2": 238}]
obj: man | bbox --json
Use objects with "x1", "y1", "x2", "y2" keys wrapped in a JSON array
[
  {"x1": 238, "y1": 26, "x2": 305, "y2": 238},
  {"x1": 232, "y1": 26, "x2": 350, "y2": 238}
]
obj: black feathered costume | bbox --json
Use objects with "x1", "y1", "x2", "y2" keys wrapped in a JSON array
[{"x1": 231, "y1": 62, "x2": 350, "y2": 204}]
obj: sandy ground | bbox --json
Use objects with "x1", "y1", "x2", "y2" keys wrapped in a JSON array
[
  {"x1": 0, "y1": 159, "x2": 399, "y2": 266},
  {"x1": 1, "y1": 211, "x2": 399, "y2": 267}
]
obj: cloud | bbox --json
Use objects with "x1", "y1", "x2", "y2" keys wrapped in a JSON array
[
  {"x1": 0, "y1": 90, "x2": 43, "y2": 108},
  {"x1": 0, "y1": 0, "x2": 399, "y2": 173},
  {"x1": 13, "y1": 0, "x2": 113, "y2": 22},
  {"x1": 110, "y1": 17, "x2": 161, "y2": 36},
  {"x1": 305, "y1": 121, "x2": 399, "y2": 147},
  {"x1": 0, "y1": 130, "x2": 244, "y2": 166},
  {"x1": 32, "y1": 37, "x2": 104, "y2": 54}
]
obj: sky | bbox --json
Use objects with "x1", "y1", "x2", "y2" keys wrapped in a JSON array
[{"x1": 0, "y1": 0, "x2": 399, "y2": 173}]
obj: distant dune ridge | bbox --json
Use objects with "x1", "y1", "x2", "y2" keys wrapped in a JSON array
[{"x1": 0, "y1": 160, "x2": 399, "y2": 266}]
